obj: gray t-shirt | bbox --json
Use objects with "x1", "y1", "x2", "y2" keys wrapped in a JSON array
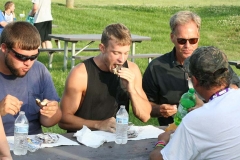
[{"x1": 0, "y1": 61, "x2": 60, "y2": 136}]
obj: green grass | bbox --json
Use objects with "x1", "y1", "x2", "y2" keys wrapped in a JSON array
[{"x1": 10, "y1": 1, "x2": 240, "y2": 133}]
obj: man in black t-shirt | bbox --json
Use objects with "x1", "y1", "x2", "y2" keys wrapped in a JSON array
[{"x1": 142, "y1": 11, "x2": 240, "y2": 126}]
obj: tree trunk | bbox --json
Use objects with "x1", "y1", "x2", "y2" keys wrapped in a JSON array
[{"x1": 66, "y1": 0, "x2": 74, "y2": 8}]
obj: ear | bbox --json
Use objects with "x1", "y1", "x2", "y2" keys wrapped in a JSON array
[
  {"x1": 191, "y1": 76, "x2": 198, "y2": 88},
  {"x1": 0, "y1": 43, "x2": 8, "y2": 53},
  {"x1": 99, "y1": 43, "x2": 105, "y2": 53},
  {"x1": 170, "y1": 33, "x2": 174, "y2": 43}
]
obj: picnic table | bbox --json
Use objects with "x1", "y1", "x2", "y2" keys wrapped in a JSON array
[
  {"x1": 47, "y1": 34, "x2": 151, "y2": 71},
  {"x1": 10, "y1": 126, "x2": 167, "y2": 159}
]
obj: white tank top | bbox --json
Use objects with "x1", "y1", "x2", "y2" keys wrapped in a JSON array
[{"x1": 3, "y1": 12, "x2": 14, "y2": 23}]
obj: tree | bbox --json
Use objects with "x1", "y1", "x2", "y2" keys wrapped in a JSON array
[{"x1": 66, "y1": 0, "x2": 74, "y2": 8}]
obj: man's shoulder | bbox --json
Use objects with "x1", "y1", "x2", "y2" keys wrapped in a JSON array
[
  {"x1": 69, "y1": 62, "x2": 87, "y2": 80},
  {"x1": 127, "y1": 60, "x2": 140, "y2": 70},
  {"x1": 32, "y1": 61, "x2": 47, "y2": 69},
  {"x1": 0, "y1": 11, "x2": 5, "y2": 20},
  {"x1": 29, "y1": 61, "x2": 49, "y2": 75},
  {"x1": 147, "y1": 51, "x2": 172, "y2": 67}
]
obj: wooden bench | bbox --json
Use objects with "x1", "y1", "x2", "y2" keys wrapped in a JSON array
[
  {"x1": 72, "y1": 53, "x2": 162, "y2": 66},
  {"x1": 229, "y1": 61, "x2": 240, "y2": 69},
  {"x1": 39, "y1": 48, "x2": 99, "y2": 69}
]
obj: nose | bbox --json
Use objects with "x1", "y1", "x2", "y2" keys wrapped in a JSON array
[
  {"x1": 184, "y1": 40, "x2": 191, "y2": 47},
  {"x1": 23, "y1": 59, "x2": 32, "y2": 66},
  {"x1": 118, "y1": 54, "x2": 126, "y2": 63}
]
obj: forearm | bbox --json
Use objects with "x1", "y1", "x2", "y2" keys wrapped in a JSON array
[
  {"x1": 0, "y1": 21, "x2": 8, "y2": 27},
  {"x1": 0, "y1": 146, "x2": 12, "y2": 160},
  {"x1": 59, "y1": 114, "x2": 102, "y2": 131},
  {"x1": 150, "y1": 102, "x2": 162, "y2": 117},
  {"x1": 149, "y1": 147, "x2": 164, "y2": 160},
  {"x1": 30, "y1": 3, "x2": 38, "y2": 16},
  {"x1": 0, "y1": 139, "x2": 12, "y2": 160},
  {"x1": 40, "y1": 108, "x2": 62, "y2": 127},
  {"x1": 129, "y1": 89, "x2": 151, "y2": 122},
  {"x1": 0, "y1": 118, "x2": 12, "y2": 160}
]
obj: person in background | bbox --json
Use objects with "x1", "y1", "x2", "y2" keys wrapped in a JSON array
[
  {"x1": 0, "y1": 9, "x2": 7, "y2": 35},
  {"x1": 149, "y1": 46, "x2": 240, "y2": 160},
  {"x1": 142, "y1": 10, "x2": 240, "y2": 126},
  {"x1": 0, "y1": 21, "x2": 62, "y2": 136},
  {"x1": 30, "y1": 0, "x2": 53, "y2": 49},
  {"x1": 0, "y1": 115, "x2": 12, "y2": 160},
  {"x1": 59, "y1": 23, "x2": 151, "y2": 133},
  {"x1": 2, "y1": 1, "x2": 16, "y2": 23}
]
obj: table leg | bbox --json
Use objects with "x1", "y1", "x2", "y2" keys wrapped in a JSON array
[
  {"x1": 63, "y1": 41, "x2": 69, "y2": 71},
  {"x1": 71, "y1": 42, "x2": 76, "y2": 69},
  {"x1": 71, "y1": 41, "x2": 95, "y2": 68},
  {"x1": 131, "y1": 42, "x2": 136, "y2": 62}
]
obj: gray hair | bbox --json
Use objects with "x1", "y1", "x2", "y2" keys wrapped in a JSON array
[{"x1": 170, "y1": 11, "x2": 201, "y2": 34}]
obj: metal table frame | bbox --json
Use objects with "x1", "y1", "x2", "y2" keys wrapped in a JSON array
[{"x1": 48, "y1": 34, "x2": 151, "y2": 71}]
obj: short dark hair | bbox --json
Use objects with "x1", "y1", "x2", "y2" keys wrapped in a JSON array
[
  {"x1": 1, "y1": 21, "x2": 41, "y2": 50},
  {"x1": 101, "y1": 23, "x2": 132, "y2": 47}
]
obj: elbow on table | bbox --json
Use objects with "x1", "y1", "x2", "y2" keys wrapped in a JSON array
[
  {"x1": 58, "y1": 121, "x2": 69, "y2": 130},
  {"x1": 139, "y1": 114, "x2": 150, "y2": 123}
]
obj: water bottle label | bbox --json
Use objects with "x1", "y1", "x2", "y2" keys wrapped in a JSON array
[
  {"x1": 14, "y1": 125, "x2": 29, "y2": 133},
  {"x1": 116, "y1": 117, "x2": 128, "y2": 124},
  {"x1": 178, "y1": 104, "x2": 188, "y2": 118}
]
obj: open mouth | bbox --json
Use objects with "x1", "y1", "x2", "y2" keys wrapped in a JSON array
[{"x1": 112, "y1": 65, "x2": 121, "y2": 74}]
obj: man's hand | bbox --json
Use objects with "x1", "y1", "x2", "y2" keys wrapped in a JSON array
[
  {"x1": 95, "y1": 117, "x2": 116, "y2": 133},
  {"x1": 158, "y1": 130, "x2": 175, "y2": 144},
  {"x1": 188, "y1": 93, "x2": 204, "y2": 112},
  {"x1": 159, "y1": 104, "x2": 177, "y2": 118},
  {"x1": 0, "y1": 95, "x2": 22, "y2": 116},
  {"x1": 40, "y1": 99, "x2": 59, "y2": 118},
  {"x1": 149, "y1": 130, "x2": 175, "y2": 160},
  {"x1": 117, "y1": 67, "x2": 135, "y2": 92},
  {"x1": 229, "y1": 84, "x2": 238, "y2": 89}
]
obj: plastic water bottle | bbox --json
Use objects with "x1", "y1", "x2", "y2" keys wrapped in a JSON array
[
  {"x1": 174, "y1": 88, "x2": 196, "y2": 126},
  {"x1": 13, "y1": 111, "x2": 29, "y2": 155},
  {"x1": 115, "y1": 105, "x2": 129, "y2": 144}
]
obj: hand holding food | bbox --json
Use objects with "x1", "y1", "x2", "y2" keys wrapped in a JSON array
[
  {"x1": 112, "y1": 65, "x2": 121, "y2": 75},
  {"x1": 36, "y1": 99, "x2": 48, "y2": 109},
  {"x1": 38, "y1": 100, "x2": 59, "y2": 118},
  {"x1": 0, "y1": 95, "x2": 22, "y2": 116}
]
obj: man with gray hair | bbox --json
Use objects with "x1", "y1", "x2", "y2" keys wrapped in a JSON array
[
  {"x1": 142, "y1": 11, "x2": 240, "y2": 126},
  {"x1": 150, "y1": 46, "x2": 240, "y2": 160}
]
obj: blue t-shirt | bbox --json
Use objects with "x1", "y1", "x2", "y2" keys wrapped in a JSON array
[
  {"x1": 0, "y1": 10, "x2": 6, "y2": 34},
  {"x1": 0, "y1": 61, "x2": 60, "y2": 136}
]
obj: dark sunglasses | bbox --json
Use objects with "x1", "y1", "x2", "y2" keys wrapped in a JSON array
[
  {"x1": 10, "y1": 48, "x2": 39, "y2": 61},
  {"x1": 177, "y1": 38, "x2": 199, "y2": 45}
]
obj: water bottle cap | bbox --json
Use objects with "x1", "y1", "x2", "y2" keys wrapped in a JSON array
[
  {"x1": 188, "y1": 88, "x2": 195, "y2": 94},
  {"x1": 19, "y1": 111, "x2": 25, "y2": 115},
  {"x1": 120, "y1": 105, "x2": 125, "y2": 109}
]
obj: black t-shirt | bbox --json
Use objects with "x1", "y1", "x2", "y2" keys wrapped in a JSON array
[
  {"x1": 142, "y1": 48, "x2": 188, "y2": 125},
  {"x1": 69, "y1": 58, "x2": 129, "y2": 132},
  {"x1": 143, "y1": 47, "x2": 240, "y2": 126}
]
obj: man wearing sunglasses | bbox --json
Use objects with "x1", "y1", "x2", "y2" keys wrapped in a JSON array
[
  {"x1": 150, "y1": 46, "x2": 240, "y2": 160},
  {"x1": 0, "y1": 21, "x2": 62, "y2": 136},
  {"x1": 142, "y1": 11, "x2": 240, "y2": 126}
]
